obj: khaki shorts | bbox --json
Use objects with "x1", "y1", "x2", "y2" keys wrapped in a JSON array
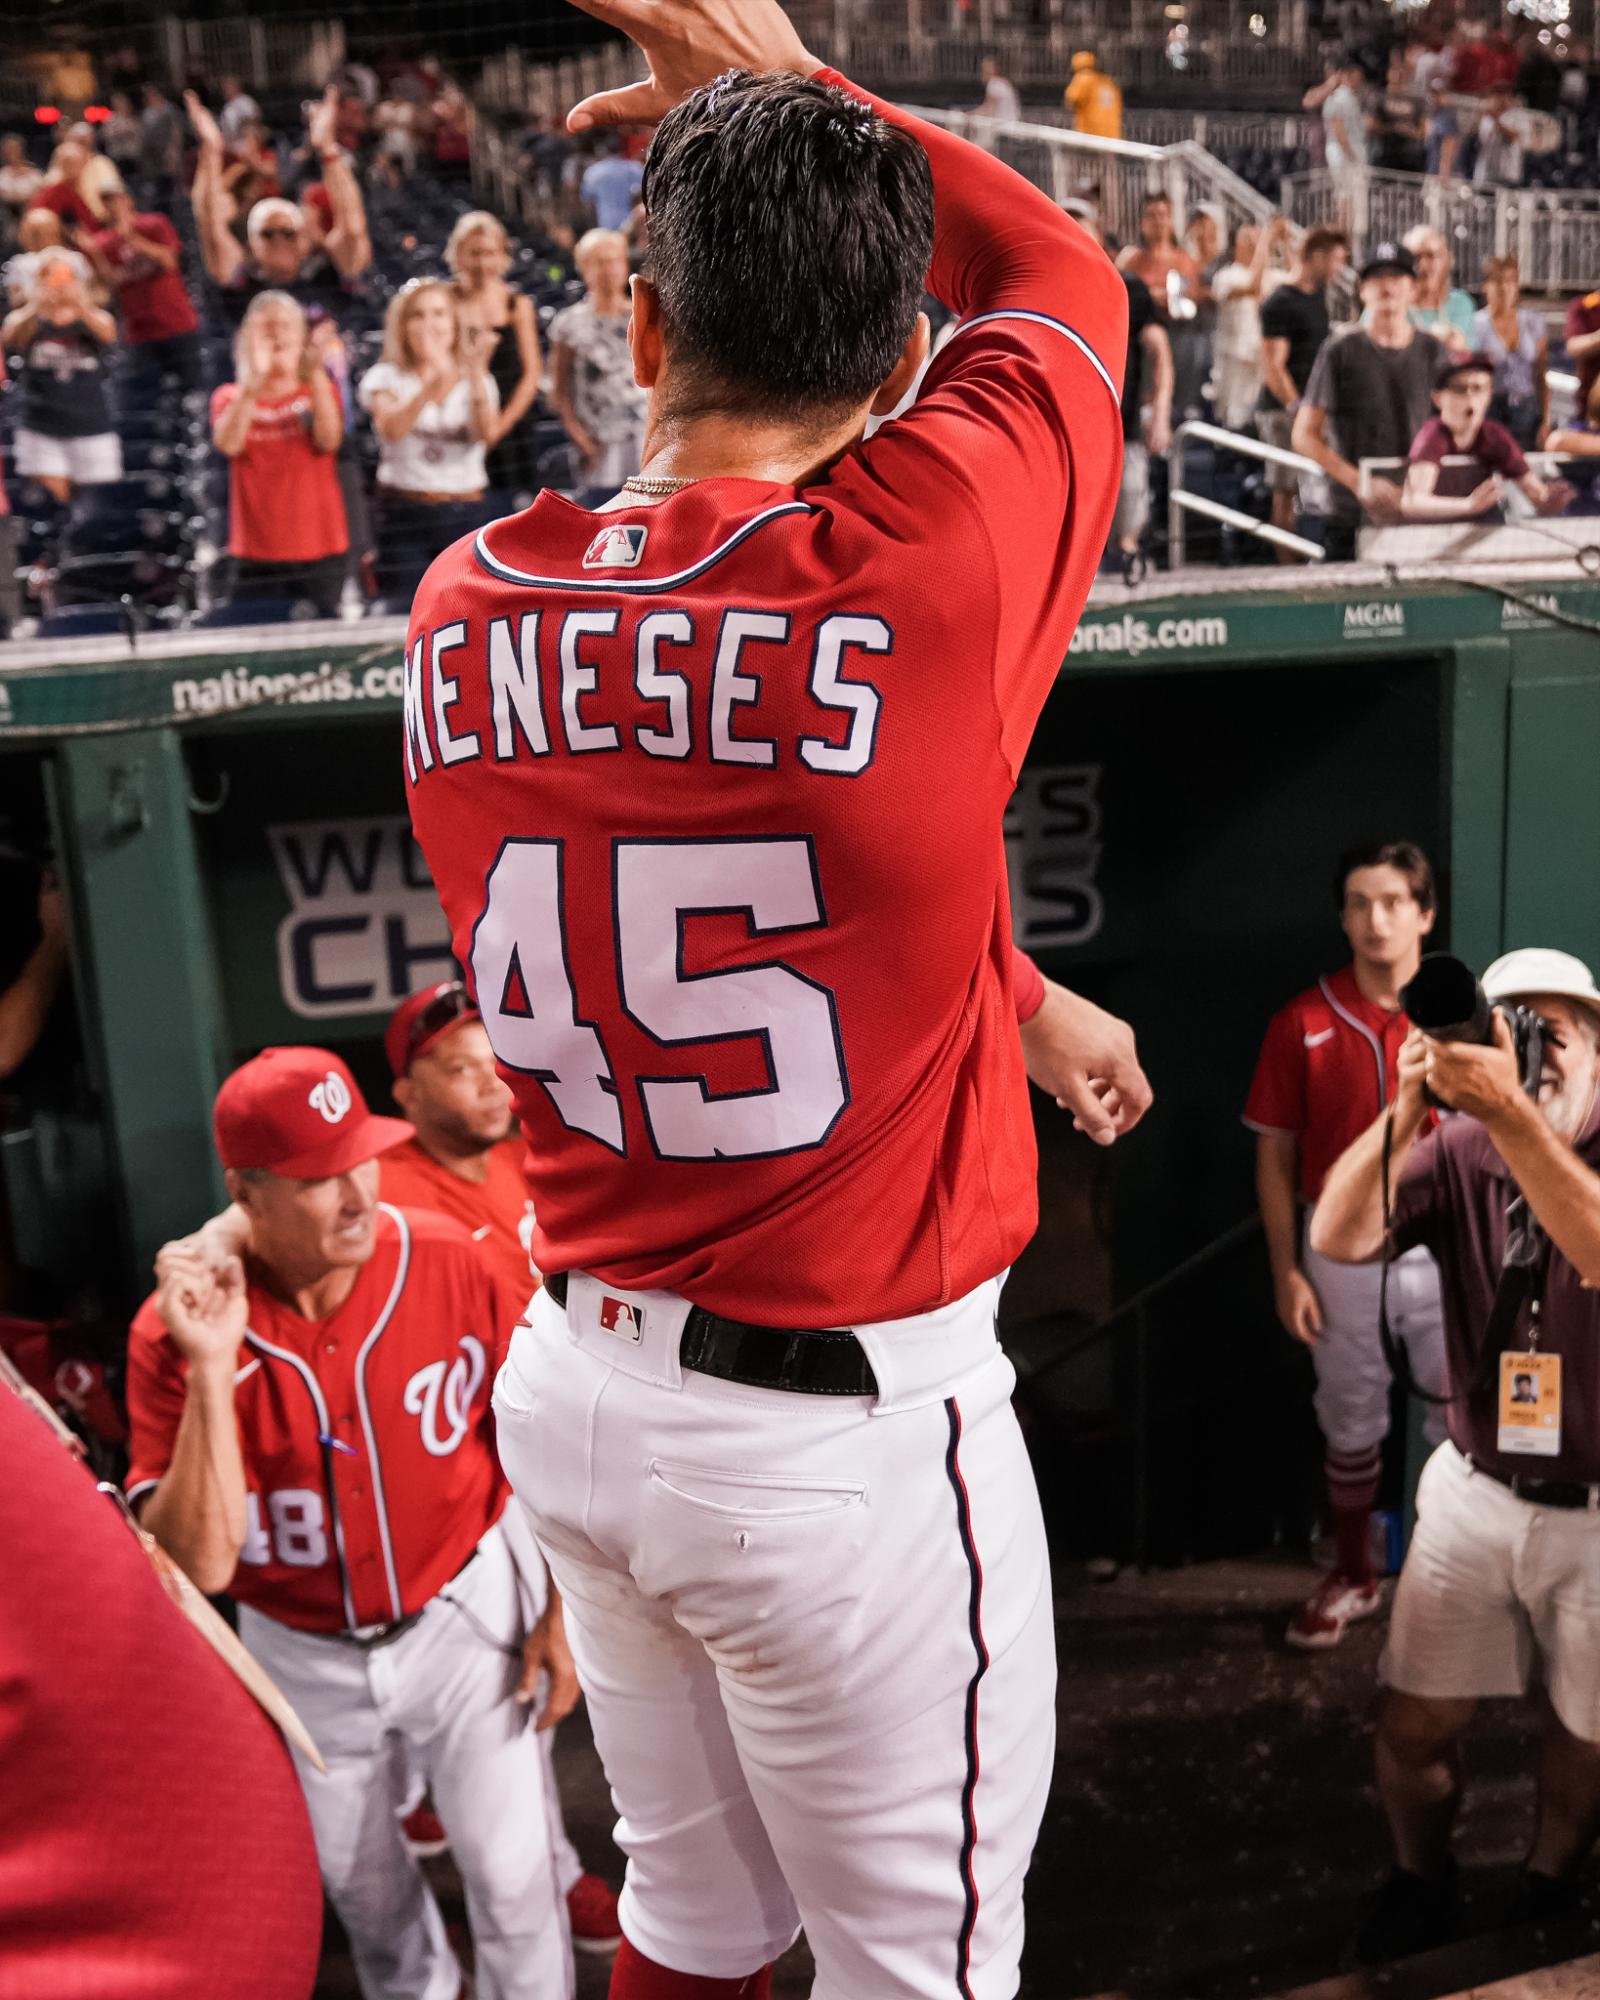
[
  {"x1": 1111, "y1": 439, "x2": 1149, "y2": 546},
  {"x1": 1259, "y1": 407, "x2": 1299, "y2": 496},
  {"x1": 1381, "y1": 1441, "x2": 1600, "y2": 1742}
]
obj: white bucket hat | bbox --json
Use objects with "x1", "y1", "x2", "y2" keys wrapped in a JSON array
[{"x1": 1482, "y1": 947, "x2": 1600, "y2": 1026}]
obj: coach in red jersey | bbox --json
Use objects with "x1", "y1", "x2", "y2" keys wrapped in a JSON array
[
  {"x1": 127, "y1": 1047, "x2": 582, "y2": 2000},
  {"x1": 405, "y1": 3, "x2": 1143, "y2": 1995}
]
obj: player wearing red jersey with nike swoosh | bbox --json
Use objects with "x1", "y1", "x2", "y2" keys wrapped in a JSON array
[{"x1": 405, "y1": 3, "x2": 1146, "y2": 1995}]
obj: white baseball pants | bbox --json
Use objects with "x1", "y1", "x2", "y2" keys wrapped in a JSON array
[
  {"x1": 1302, "y1": 1229, "x2": 1448, "y2": 1454},
  {"x1": 493, "y1": 1272, "x2": 1055, "y2": 2000},
  {"x1": 239, "y1": 1516, "x2": 578, "y2": 2000}
]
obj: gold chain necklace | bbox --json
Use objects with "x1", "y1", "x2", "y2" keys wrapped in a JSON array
[{"x1": 621, "y1": 473, "x2": 699, "y2": 497}]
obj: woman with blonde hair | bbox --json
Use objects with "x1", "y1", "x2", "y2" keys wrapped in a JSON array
[
  {"x1": 548, "y1": 225, "x2": 646, "y2": 504},
  {"x1": 30, "y1": 135, "x2": 108, "y2": 236},
  {"x1": 210, "y1": 289, "x2": 347, "y2": 616},
  {"x1": 446, "y1": 209, "x2": 542, "y2": 500},
  {"x1": 358, "y1": 277, "x2": 498, "y2": 598},
  {"x1": 1473, "y1": 255, "x2": 1549, "y2": 449}
]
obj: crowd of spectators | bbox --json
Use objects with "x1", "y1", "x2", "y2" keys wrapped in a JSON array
[
  {"x1": 7, "y1": 22, "x2": 1600, "y2": 628},
  {"x1": 1302, "y1": 21, "x2": 1600, "y2": 191},
  {"x1": 1085, "y1": 185, "x2": 1600, "y2": 572},
  {"x1": 0, "y1": 49, "x2": 653, "y2": 640}
]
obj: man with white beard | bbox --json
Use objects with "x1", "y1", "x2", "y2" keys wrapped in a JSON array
[{"x1": 1312, "y1": 948, "x2": 1600, "y2": 1963}]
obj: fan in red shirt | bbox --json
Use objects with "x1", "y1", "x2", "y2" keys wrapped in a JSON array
[
  {"x1": 1244, "y1": 842, "x2": 1448, "y2": 1650},
  {"x1": 26, "y1": 143, "x2": 98, "y2": 240},
  {"x1": 87, "y1": 187, "x2": 200, "y2": 386},
  {"x1": 1564, "y1": 289, "x2": 1600, "y2": 418},
  {"x1": 381, "y1": 980, "x2": 541, "y2": 1301},
  {"x1": 404, "y1": 3, "x2": 1146, "y2": 1996},
  {"x1": 210, "y1": 290, "x2": 347, "y2": 618},
  {"x1": 0, "y1": 1382, "x2": 320, "y2": 2000}
]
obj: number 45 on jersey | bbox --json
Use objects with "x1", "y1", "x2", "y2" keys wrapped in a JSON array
[{"x1": 472, "y1": 835, "x2": 850, "y2": 1163}]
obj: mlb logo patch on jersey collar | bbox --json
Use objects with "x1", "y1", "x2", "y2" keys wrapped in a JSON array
[
  {"x1": 599, "y1": 1296, "x2": 645, "y2": 1342},
  {"x1": 583, "y1": 523, "x2": 648, "y2": 571}
]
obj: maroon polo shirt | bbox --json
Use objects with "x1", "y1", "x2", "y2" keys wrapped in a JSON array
[
  {"x1": 1390, "y1": 1098, "x2": 1600, "y2": 1483},
  {"x1": 1565, "y1": 290, "x2": 1600, "y2": 417}
]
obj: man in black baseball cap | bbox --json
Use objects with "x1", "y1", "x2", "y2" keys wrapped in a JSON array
[
  {"x1": 1293, "y1": 238, "x2": 1443, "y2": 558},
  {"x1": 1359, "y1": 238, "x2": 1417, "y2": 282}
]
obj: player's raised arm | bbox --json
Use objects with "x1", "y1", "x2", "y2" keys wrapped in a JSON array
[{"x1": 564, "y1": 0, "x2": 1125, "y2": 400}]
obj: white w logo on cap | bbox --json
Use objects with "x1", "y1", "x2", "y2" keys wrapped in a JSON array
[{"x1": 308, "y1": 1072, "x2": 352, "y2": 1124}]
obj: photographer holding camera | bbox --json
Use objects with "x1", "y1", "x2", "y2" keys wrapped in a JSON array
[{"x1": 1312, "y1": 947, "x2": 1600, "y2": 1962}]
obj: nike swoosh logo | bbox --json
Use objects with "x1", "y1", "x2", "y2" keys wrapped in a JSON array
[
  {"x1": 472, "y1": 1226, "x2": 491, "y2": 1240},
  {"x1": 1304, "y1": 1028, "x2": 1336, "y2": 1048}
]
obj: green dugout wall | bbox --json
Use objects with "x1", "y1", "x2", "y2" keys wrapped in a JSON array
[{"x1": 3, "y1": 577, "x2": 1596, "y2": 1552}]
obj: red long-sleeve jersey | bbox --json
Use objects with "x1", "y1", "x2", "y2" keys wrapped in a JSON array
[{"x1": 404, "y1": 75, "x2": 1125, "y2": 1327}]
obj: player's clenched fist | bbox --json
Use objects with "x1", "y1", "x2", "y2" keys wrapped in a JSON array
[
  {"x1": 156, "y1": 1247, "x2": 249, "y2": 1369},
  {"x1": 562, "y1": 0, "x2": 821, "y2": 132},
  {"x1": 1019, "y1": 977, "x2": 1154, "y2": 1147}
]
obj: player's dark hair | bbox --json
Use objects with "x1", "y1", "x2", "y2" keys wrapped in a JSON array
[
  {"x1": 1334, "y1": 841, "x2": 1437, "y2": 915},
  {"x1": 641, "y1": 70, "x2": 934, "y2": 424}
]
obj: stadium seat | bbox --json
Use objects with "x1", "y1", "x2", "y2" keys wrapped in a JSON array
[
  {"x1": 191, "y1": 597, "x2": 316, "y2": 628},
  {"x1": 35, "y1": 601, "x2": 140, "y2": 641}
]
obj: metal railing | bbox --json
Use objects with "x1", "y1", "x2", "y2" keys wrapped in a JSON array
[
  {"x1": 157, "y1": 16, "x2": 347, "y2": 92},
  {"x1": 1281, "y1": 167, "x2": 1600, "y2": 293},
  {"x1": 1167, "y1": 420, "x2": 1327, "y2": 568},
  {"x1": 790, "y1": 21, "x2": 1316, "y2": 92},
  {"x1": 910, "y1": 105, "x2": 1278, "y2": 247},
  {"x1": 1124, "y1": 108, "x2": 1308, "y2": 154},
  {"x1": 1356, "y1": 447, "x2": 1584, "y2": 495},
  {"x1": 1024, "y1": 1213, "x2": 1264, "y2": 1569},
  {"x1": 479, "y1": 41, "x2": 644, "y2": 124},
  {"x1": 1168, "y1": 427, "x2": 1599, "y2": 572}
]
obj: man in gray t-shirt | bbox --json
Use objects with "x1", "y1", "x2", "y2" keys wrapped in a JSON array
[{"x1": 1294, "y1": 241, "x2": 1443, "y2": 561}]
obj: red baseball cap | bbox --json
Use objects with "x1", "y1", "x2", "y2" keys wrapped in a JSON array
[
  {"x1": 214, "y1": 1048, "x2": 414, "y2": 1180},
  {"x1": 385, "y1": 981, "x2": 481, "y2": 1078}
]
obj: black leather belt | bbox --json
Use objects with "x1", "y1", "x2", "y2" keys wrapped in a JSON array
[
  {"x1": 1472, "y1": 1457, "x2": 1600, "y2": 1511},
  {"x1": 544, "y1": 1271, "x2": 878, "y2": 1397}
]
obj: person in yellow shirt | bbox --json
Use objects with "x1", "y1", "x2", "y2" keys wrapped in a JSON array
[{"x1": 1065, "y1": 50, "x2": 1123, "y2": 140}]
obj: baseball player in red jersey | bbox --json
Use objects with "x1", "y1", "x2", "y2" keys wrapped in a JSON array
[
  {"x1": 382, "y1": 981, "x2": 542, "y2": 1301},
  {"x1": 126, "y1": 1047, "x2": 587, "y2": 2000},
  {"x1": 404, "y1": 1, "x2": 1145, "y2": 1993},
  {"x1": 1245, "y1": 843, "x2": 1447, "y2": 1650}
]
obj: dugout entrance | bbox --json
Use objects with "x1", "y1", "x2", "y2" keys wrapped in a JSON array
[{"x1": 3, "y1": 566, "x2": 1596, "y2": 1559}]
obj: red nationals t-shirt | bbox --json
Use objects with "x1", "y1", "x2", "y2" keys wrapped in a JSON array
[
  {"x1": 90, "y1": 214, "x2": 197, "y2": 344},
  {"x1": 210, "y1": 380, "x2": 348, "y2": 563}
]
